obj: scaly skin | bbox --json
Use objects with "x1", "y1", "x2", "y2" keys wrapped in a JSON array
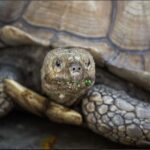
[
  {"x1": 0, "y1": 82, "x2": 13, "y2": 117},
  {"x1": 3, "y1": 47, "x2": 150, "y2": 146},
  {"x1": 82, "y1": 84, "x2": 150, "y2": 146},
  {"x1": 41, "y1": 47, "x2": 95, "y2": 106}
]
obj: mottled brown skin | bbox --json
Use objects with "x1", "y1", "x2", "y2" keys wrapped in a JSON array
[
  {"x1": 40, "y1": 48, "x2": 150, "y2": 146},
  {"x1": 0, "y1": 82, "x2": 13, "y2": 117},
  {"x1": 3, "y1": 47, "x2": 150, "y2": 146},
  {"x1": 4, "y1": 79, "x2": 82, "y2": 125},
  {"x1": 0, "y1": 0, "x2": 150, "y2": 147},
  {"x1": 41, "y1": 47, "x2": 95, "y2": 106},
  {"x1": 0, "y1": 1, "x2": 150, "y2": 92}
]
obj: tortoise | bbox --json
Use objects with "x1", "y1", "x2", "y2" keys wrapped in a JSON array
[{"x1": 0, "y1": 0, "x2": 150, "y2": 146}]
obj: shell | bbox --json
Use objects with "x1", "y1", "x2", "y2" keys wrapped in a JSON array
[{"x1": 0, "y1": 1, "x2": 150, "y2": 91}]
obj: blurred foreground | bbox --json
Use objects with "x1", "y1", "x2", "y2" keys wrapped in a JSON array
[{"x1": 0, "y1": 110, "x2": 144, "y2": 149}]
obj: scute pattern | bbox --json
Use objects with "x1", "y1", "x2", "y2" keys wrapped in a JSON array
[
  {"x1": 110, "y1": 1, "x2": 150, "y2": 50},
  {"x1": 82, "y1": 85, "x2": 150, "y2": 145},
  {"x1": 23, "y1": 1, "x2": 111, "y2": 37},
  {"x1": 0, "y1": 1, "x2": 29, "y2": 23}
]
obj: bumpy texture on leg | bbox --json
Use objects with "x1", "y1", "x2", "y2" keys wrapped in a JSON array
[
  {"x1": 0, "y1": 64, "x2": 24, "y2": 117},
  {"x1": 82, "y1": 84, "x2": 150, "y2": 146},
  {"x1": 0, "y1": 82, "x2": 13, "y2": 117},
  {"x1": 4, "y1": 79, "x2": 83, "y2": 126}
]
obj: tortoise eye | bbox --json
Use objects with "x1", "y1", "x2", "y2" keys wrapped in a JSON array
[
  {"x1": 56, "y1": 59, "x2": 61, "y2": 67},
  {"x1": 53, "y1": 58, "x2": 63, "y2": 72}
]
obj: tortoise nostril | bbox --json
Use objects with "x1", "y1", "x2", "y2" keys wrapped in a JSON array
[{"x1": 70, "y1": 64, "x2": 82, "y2": 73}]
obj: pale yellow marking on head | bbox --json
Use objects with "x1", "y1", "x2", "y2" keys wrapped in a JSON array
[{"x1": 59, "y1": 94, "x2": 65, "y2": 99}]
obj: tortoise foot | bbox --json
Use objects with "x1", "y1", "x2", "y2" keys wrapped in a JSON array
[
  {"x1": 4, "y1": 79, "x2": 83, "y2": 125},
  {"x1": 0, "y1": 82, "x2": 13, "y2": 117},
  {"x1": 0, "y1": 64, "x2": 24, "y2": 117},
  {"x1": 82, "y1": 84, "x2": 150, "y2": 146}
]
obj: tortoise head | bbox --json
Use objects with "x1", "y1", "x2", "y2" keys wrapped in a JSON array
[{"x1": 41, "y1": 47, "x2": 95, "y2": 106}]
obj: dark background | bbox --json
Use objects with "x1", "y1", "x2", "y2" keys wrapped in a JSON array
[{"x1": 0, "y1": 110, "x2": 144, "y2": 149}]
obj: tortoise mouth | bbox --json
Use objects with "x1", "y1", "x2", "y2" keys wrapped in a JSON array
[{"x1": 49, "y1": 78, "x2": 94, "y2": 93}]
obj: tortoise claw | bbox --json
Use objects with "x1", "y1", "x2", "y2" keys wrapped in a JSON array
[{"x1": 4, "y1": 79, "x2": 83, "y2": 125}]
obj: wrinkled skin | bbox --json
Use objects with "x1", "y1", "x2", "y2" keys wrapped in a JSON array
[
  {"x1": 41, "y1": 47, "x2": 95, "y2": 106},
  {"x1": 0, "y1": 0, "x2": 150, "y2": 147},
  {"x1": 3, "y1": 47, "x2": 150, "y2": 146}
]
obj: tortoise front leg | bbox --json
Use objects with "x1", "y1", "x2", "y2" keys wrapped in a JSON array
[
  {"x1": 0, "y1": 81, "x2": 13, "y2": 117},
  {"x1": 4, "y1": 79, "x2": 82, "y2": 126},
  {"x1": 82, "y1": 84, "x2": 150, "y2": 146},
  {"x1": 0, "y1": 65, "x2": 24, "y2": 117}
]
